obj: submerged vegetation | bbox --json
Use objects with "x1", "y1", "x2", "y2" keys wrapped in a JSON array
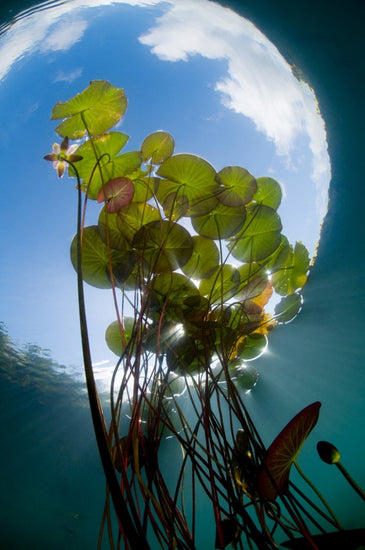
[{"x1": 44, "y1": 81, "x2": 364, "y2": 549}]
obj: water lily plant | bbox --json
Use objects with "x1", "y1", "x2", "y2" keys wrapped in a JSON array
[
  {"x1": 44, "y1": 136, "x2": 82, "y2": 177},
  {"x1": 44, "y1": 81, "x2": 364, "y2": 550}
]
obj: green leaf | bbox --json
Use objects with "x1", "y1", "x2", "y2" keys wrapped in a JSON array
[
  {"x1": 156, "y1": 154, "x2": 219, "y2": 216},
  {"x1": 161, "y1": 192, "x2": 190, "y2": 221},
  {"x1": 274, "y1": 293, "x2": 302, "y2": 323},
  {"x1": 143, "y1": 321, "x2": 185, "y2": 354},
  {"x1": 149, "y1": 273, "x2": 200, "y2": 324},
  {"x1": 234, "y1": 333, "x2": 267, "y2": 360},
  {"x1": 105, "y1": 317, "x2": 135, "y2": 356},
  {"x1": 192, "y1": 202, "x2": 246, "y2": 239},
  {"x1": 166, "y1": 336, "x2": 208, "y2": 375},
  {"x1": 216, "y1": 166, "x2": 257, "y2": 207},
  {"x1": 271, "y1": 242, "x2": 310, "y2": 296},
  {"x1": 237, "y1": 264, "x2": 268, "y2": 300},
  {"x1": 229, "y1": 204, "x2": 282, "y2": 262},
  {"x1": 261, "y1": 235, "x2": 290, "y2": 270},
  {"x1": 141, "y1": 131, "x2": 175, "y2": 164},
  {"x1": 229, "y1": 361, "x2": 260, "y2": 392},
  {"x1": 131, "y1": 175, "x2": 155, "y2": 203},
  {"x1": 116, "y1": 202, "x2": 161, "y2": 243},
  {"x1": 70, "y1": 226, "x2": 135, "y2": 288},
  {"x1": 199, "y1": 264, "x2": 240, "y2": 304},
  {"x1": 89, "y1": 150, "x2": 141, "y2": 200},
  {"x1": 254, "y1": 177, "x2": 282, "y2": 210},
  {"x1": 52, "y1": 80, "x2": 127, "y2": 139},
  {"x1": 258, "y1": 402, "x2": 321, "y2": 500},
  {"x1": 181, "y1": 236, "x2": 219, "y2": 279},
  {"x1": 69, "y1": 131, "x2": 128, "y2": 177},
  {"x1": 68, "y1": 133, "x2": 142, "y2": 200},
  {"x1": 98, "y1": 207, "x2": 131, "y2": 251},
  {"x1": 132, "y1": 220, "x2": 193, "y2": 273}
]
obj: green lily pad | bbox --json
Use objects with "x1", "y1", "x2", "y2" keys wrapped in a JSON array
[
  {"x1": 229, "y1": 360, "x2": 260, "y2": 392},
  {"x1": 192, "y1": 202, "x2": 246, "y2": 239},
  {"x1": 130, "y1": 174, "x2": 155, "y2": 203},
  {"x1": 105, "y1": 317, "x2": 136, "y2": 356},
  {"x1": 116, "y1": 202, "x2": 160, "y2": 244},
  {"x1": 52, "y1": 80, "x2": 127, "y2": 139},
  {"x1": 141, "y1": 131, "x2": 175, "y2": 164},
  {"x1": 149, "y1": 272, "x2": 200, "y2": 320},
  {"x1": 166, "y1": 336, "x2": 208, "y2": 375},
  {"x1": 229, "y1": 204, "x2": 282, "y2": 262},
  {"x1": 216, "y1": 165, "x2": 257, "y2": 207},
  {"x1": 143, "y1": 321, "x2": 185, "y2": 354},
  {"x1": 69, "y1": 133, "x2": 141, "y2": 199},
  {"x1": 237, "y1": 264, "x2": 268, "y2": 300},
  {"x1": 181, "y1": 236, "x2": 219, "y2": 280},
  {"x1": 156, "y1": 153, "x2": 219, "y2": 216},
  {"x1": 132, "y1": 220, "x2": 193, "y2": 273},
  {"x1": 70, "y1": 225, "x2": 135, "y2": 288},
  {"x1": 234, "y1": 333, "x2": 268, "y2": 361},
  {"x1": 271, "y1": 242, "x2": 310, "y2": 296},
  {"x1": 274, "y1": 293, "x2": 303, "y2": 323},
  {"x1": 98, "y1": 207, "x2": 131, "y2": 251},
  {"x1": 199, "y1": 264, "x2": 240, "y2": 304},
  {"x1": 254, "y1": 176, "x2": 282, "y2": 210}
]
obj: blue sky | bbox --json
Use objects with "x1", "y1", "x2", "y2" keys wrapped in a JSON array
[{"x1": 0, "y1": 0, "x2": 331, "y2": 377}]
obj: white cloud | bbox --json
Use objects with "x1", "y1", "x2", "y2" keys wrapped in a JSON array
[
  {"x1": 139, "y1": 0, "x2": 330, "y2": 206},
  {"x1": 53, "y1": 67, "x2": 83, "y2": 84},
  {"x1": 0, "y1": 0, "x2": 160, "y2": 82},
  {"x1": 39, "y1": 19, "x2": 88, "y2": 52}
]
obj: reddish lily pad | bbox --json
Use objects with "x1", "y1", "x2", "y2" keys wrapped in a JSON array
[
  {"x1": 97, "y1": 176, "x2": 134, "y2": 212},
  {"x1": 258, "y1": 402, "x2": 321, "y2": 500}
]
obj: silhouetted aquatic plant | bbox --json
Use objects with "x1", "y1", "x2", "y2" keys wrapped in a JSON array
[
  {"x1": 44, "y1": 81, "x2": 364, "y2": 549},
  {"x1": 317, "y1": 441, "x2": 365, "y2": 501}
]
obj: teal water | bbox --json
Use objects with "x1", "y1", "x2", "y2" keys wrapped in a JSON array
[{"x1": 0, "y1": 0, "x2": 364, "y2": 548}]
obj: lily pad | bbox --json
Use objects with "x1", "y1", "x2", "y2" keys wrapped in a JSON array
[
  {"x1": 105, "y1": 317, "x2": 136, "y2": 356},
  {"x1": 258, "y1": 402, "x2": 321, "y2": 500},
  {"x1": 229, "y1": 204, "x2": 282, "y2": 262},
  {"x1": 70, "y1": 225, "x2": 135, "y2": 288},
  {"x1": 274, "y1": 293, "x2": 303, "y2": 324},
  {"x1": 132, "y1": 220, "x2": 193, "y2": 273},
  {"x1": 156, "y1": 153, "x2": 219, "y2": 216},
  {"x1": 52, "y1": 80, "x2": 127, "y2": 139},
  {"x1": 141, "y1": 131, "x2": 175, "y2": 164},
  {"x1": 149, "y1": 272, "x2": 200, "y2": 320},
  {"x1": 97, "y1": 177, "x2": 134, "y2": 213},
  {"x1": 181, "y1": 236, "x2": 219, "y2": 280},
  {"x1": 166, "y1": 336, "x2": 208, "y2": 374},
  {"x1": 271, "y1": 242, "x2": 310, "y2": 296},
  {"x1": 192, "y1": 201, "x2": 246, "y2": 239},
  {"x1": 254, "y1": 176, "x2": 282, "y2": 210},
  {"x1": 216, "y1": 165, "x2": 257, "y2": 207},
  {"x1": 199, "y1": 264, "x2": 240, "y2": 304}
]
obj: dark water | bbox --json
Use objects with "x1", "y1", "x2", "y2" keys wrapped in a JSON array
[
  {"x1": 0, "y1": 325, "x2": 108, "y2": 549},
  {"x1": 0, "y1": 0, "x2": 364, "y2": 548}
]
